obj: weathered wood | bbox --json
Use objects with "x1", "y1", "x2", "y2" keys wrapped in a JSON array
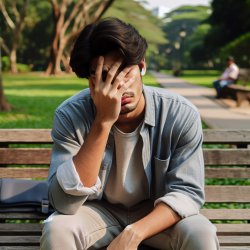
[
  {"x1": 0, "y1": 148, "x2": 51, "y2": 165},
  {"x1": 203, "y1": 149, "x2": 250, "y2": 165},
  {"x1": 0, "y1": 213, "x2": 47, "y2": 220},
  {"x1": 0, "y1": 129, "x2": 52, "y2": 143},
  {"x1": 218, "y1": 235, "x2": 250, "y2": 246},
  {"x1": 0, "y1": 247, "x2": 39, "y2": 250},
  {"x1": 0, "y1": 223, "x2": 43, "y2": 235},
  {"x1": 215, "y1": 224, "x2": 250, "y2": 235},
  {"x1": 0, "y1": 236, "x2": 40, "y2": 245},
  {"x1": 1, "y1": 167, "x2": 249, "y2": 179},
  {"x1": 205, "y1": 186, "x2": 250, "y2": 202},
  {"x1": 205, "y1": 167, "x2": 250, "y2": 178},
  {"x1": 0, "y1": 168, "x2": 49, "y2": 178},
  {"x1": 221, "y1": 247, "x2": 250, "y2": 250},
  {"x1": 203, "y1": 129, "x2": 250, "y2": 144},
  {"x1": 201, "y1": 209, "x2": 250, "y2": 220}
]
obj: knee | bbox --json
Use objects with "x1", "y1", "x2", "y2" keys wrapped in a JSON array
[
  {"x1": 175, "y1": 215, "x2": 219, "y2": 250},
  {"x1": 40, "y1": 213, "x2": 85, "y2": 250}
]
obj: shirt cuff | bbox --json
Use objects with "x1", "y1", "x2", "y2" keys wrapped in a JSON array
[
  {"x1": 154, "y1": 192, "x2": 199, "y2": 218},
  {"x1": 56, "y1": 158, "x2": 101, "y2": 196}
]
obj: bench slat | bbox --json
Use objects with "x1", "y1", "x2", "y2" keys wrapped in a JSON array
[
  {"x1": 215, "y1": 224, "x2": 250, "y2": 235},
  {"x1": 205, "y1": 167, "x2": 250, "y2": 178},
  {"x1": 0, "y1": 149, "x2": 51, "y2": 164},
  {"x1": 203, "y1": 129, "x2": 250, "y2": 144},
  {"x1": 1, "y1": 148, "x2": 250, "y2": 166},
  {"x1": 1, "y1": 129, "x2": 250, "y2": 144},
  {"x1": 0, "y1": 223, "x2": 42, "y2": 235},
  {"x1": 205, "y1": 186, "x2": 250, "y2": 202},
  {"x1": 221, "y1": 247, "x2": 250, "y2": 250},
  {"x1": 0, "y1": 213, "x2": 47, "y2": 220},
  {"x1": 0, "y1": 236, "x2": 40, "y2": 245},
  {"x1": 203, "y1": 149, "x2": 250, "y2": 165},
  {"x1": 0, "y1": 168, "x2": 48, "y2": 178},
  {"x1": 219, "y1": 236, "x2": 250, "y2": 246},
  {"x1": 201, "y1": 209, "x2": 250, "y2": 220},
  {"x1": 0, "y1": 247, "x2": 39, "y2": 250},
  {"x1": 0, "y1": 129, "x2": 52, "y2": 143},
  {"x1": 0, "y1": 167, "x2": 249, "y2": 179}
]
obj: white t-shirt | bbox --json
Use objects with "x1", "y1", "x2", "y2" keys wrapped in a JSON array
[
  {"x1": 221, "y1": 63, "x2": 239, "y2": 80},
  {"x1": 104, "y1": 124, "x2": 148, "y2": 207}
]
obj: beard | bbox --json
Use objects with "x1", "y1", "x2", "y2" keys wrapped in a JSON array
[{"x1": 119, "y1": 91, "x2": 143, "y2": 115}]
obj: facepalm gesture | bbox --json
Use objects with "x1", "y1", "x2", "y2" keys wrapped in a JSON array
[{"x1": 89, "y1": 56, "x2": 136, "y2": 126}]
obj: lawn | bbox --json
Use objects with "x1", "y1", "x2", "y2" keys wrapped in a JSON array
[
  {"x1": 179, "y1": 70, "x2": 220, "y2": 88},
  {"x1": 0, "y1": 72, "x2": 159, "y2": 128},
  {"x1": 178, "y1": 70, "x2": 250, "y2": 87}
]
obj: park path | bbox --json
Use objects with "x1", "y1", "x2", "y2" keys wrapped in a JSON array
[{"x1": 151, "y1": 71, "x2": 250, "y2": 129}]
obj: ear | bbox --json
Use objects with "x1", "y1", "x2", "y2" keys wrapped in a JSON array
[{"x1": 139, "y1": 58, "x2": 147, "y2": 76}]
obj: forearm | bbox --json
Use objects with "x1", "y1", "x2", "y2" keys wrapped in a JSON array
[
  {"x1": 130, "y1": 202, "x2": 181, "y2": 241},
  {"x1": 73, "y1": 118, "x2": 112, "y2": 187}
]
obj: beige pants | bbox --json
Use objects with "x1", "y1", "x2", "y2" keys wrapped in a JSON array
[{"x1": 40, "y1": 200, "x2": 219, "y2": 250}]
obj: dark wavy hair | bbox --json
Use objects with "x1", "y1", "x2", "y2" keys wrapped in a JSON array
[{"x1": 69, "y1": 17, "x2": 148, "y2": 78}]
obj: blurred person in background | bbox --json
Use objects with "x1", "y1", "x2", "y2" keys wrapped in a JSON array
[{"x1": 213, "y1": 56, "x2": 239, "y2": 98}]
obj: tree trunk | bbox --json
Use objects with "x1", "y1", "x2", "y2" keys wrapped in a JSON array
[
  {"x1": 10, "y1": 46, "x2": 18, "y2": 74},
  {"x1": 0, "y1": 79, "x2": 11, "y2": 111},
  {"x1": 0, "y1": 39, "x2": 12, "y2": 111},
  {"x1": 46, "y1": 0, "x2": 115, "y2": 75}
]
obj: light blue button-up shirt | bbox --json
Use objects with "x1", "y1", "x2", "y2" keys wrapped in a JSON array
[{"x1": 48, "y1": 86, "x2": 205, "y2": 218}]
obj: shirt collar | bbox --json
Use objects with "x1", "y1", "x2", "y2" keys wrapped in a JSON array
[{"x1": 143, "y1": 86, "x2": 155, "y2": 127}]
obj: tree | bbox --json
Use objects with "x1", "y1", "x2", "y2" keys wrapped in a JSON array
[
  {"x1": 0, "y1": 0, "x2": 30, "y2": 73},
  {"x1": 204, "y1": 0, "x2": 250, "y2": 56},
  {"x1": 161, "y1": 5, "x2": 210, "y2": 69},
  {"x1": 0, "y1": 38, "x2": 11, "y2": 111},
  {"x1": 46, "y1": 0, "x2": 115, "y2": 75}
]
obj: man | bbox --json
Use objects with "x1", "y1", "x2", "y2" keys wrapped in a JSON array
[
  {"x1": 213, "y1": 56, "x2": 239, "y2": 98},
  {"x1": 40, "y1": 18, "x2": 219, "y2": 250}
]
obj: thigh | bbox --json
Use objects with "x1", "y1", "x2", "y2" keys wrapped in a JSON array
[
  {"x1": 41, "y1": 201, "x2": 123, "y2": 249},
  {"x1": 142, "y1": 214, "x2": 218, "y2": 250}
]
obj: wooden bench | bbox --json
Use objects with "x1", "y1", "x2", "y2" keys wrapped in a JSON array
[
  {"x1": 238, "y1": 68, "x2": 250, "y2": 86},
  {"x1": 221, "y1": 68, "x2": 250, "y2": 106},
  {"x1": 0, "y1": 129, "x2": 250, "y2": 249}
]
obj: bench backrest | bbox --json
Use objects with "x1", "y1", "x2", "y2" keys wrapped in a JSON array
[{"x1": 0, "y1": 129, "x2": 250, "y2": 222}]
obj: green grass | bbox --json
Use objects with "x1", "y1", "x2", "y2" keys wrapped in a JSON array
[
  {"x1": 177, "y1": 70, "x2": 250, "y2": 88},
  {"x1": 0, "y1": 72, "x2": 159, "y2": 128},
  {"x1": 180, "y1": 70, "x2": 220, "y2": 88}
]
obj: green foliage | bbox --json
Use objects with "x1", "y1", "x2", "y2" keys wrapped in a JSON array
[
  {"x1": 103, "y1": 0, "x2": 167, "y2": 57},
  {"x1": 220, "y1": 32, "x2": 250, "y2": 68},
  {"x1": 161, "y1": 5, "x2": 211, "y2": 70},
  {"x1": 204, "y1": 0, "x2": 250, "y2": 59},
  {"x1": 16, "y1": 63, "x2": 31, "y2": 73},
  {"x1": 1, "y1": 56, "x2": 10, "y2": 71}
]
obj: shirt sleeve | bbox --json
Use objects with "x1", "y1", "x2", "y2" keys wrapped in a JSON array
[
  {"x1": 48, "y1": 109, "x2": 101, "y2": 214},
  {"x1": 56, "y1": 158, "x2": 101, "y2": 196},
  {"x1": 154, "y1": 113, "x2": 205, "y2": 218}
]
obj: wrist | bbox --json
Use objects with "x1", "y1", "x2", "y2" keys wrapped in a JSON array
[
  {"x1": 94, "y1": 116, "x2": 114, "y2": 130},
  {"x1": 126, "y1": 224, "x2": 144, "y2": 244}
]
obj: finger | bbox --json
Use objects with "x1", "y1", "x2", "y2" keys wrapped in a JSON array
[
  {"x1": 89, "y1": 78, "x2": 94, "y2": 97},
  {"x1": 111, "y1": 67, "x2": 132, "y2": 91},
  {"x1": 105, "y1": 61, "x2": 123, "y2": 86},
  {"x1": 95, "y1": 56, "x2": 104, "y2": 88},
  {"x1": 124, "y1": 67, "x2": 137, "y2": 80},
  {"x1": 117, "y1": 75, "x2": 136, "y2": 96}
]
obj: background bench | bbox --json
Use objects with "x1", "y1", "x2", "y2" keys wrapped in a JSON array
[
  {"x1": 0, "y1": 129, "x2": 250, "y2": 249},
  {"x1": 221, "y1": 68, "x2": 250, "y2": 106}
]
